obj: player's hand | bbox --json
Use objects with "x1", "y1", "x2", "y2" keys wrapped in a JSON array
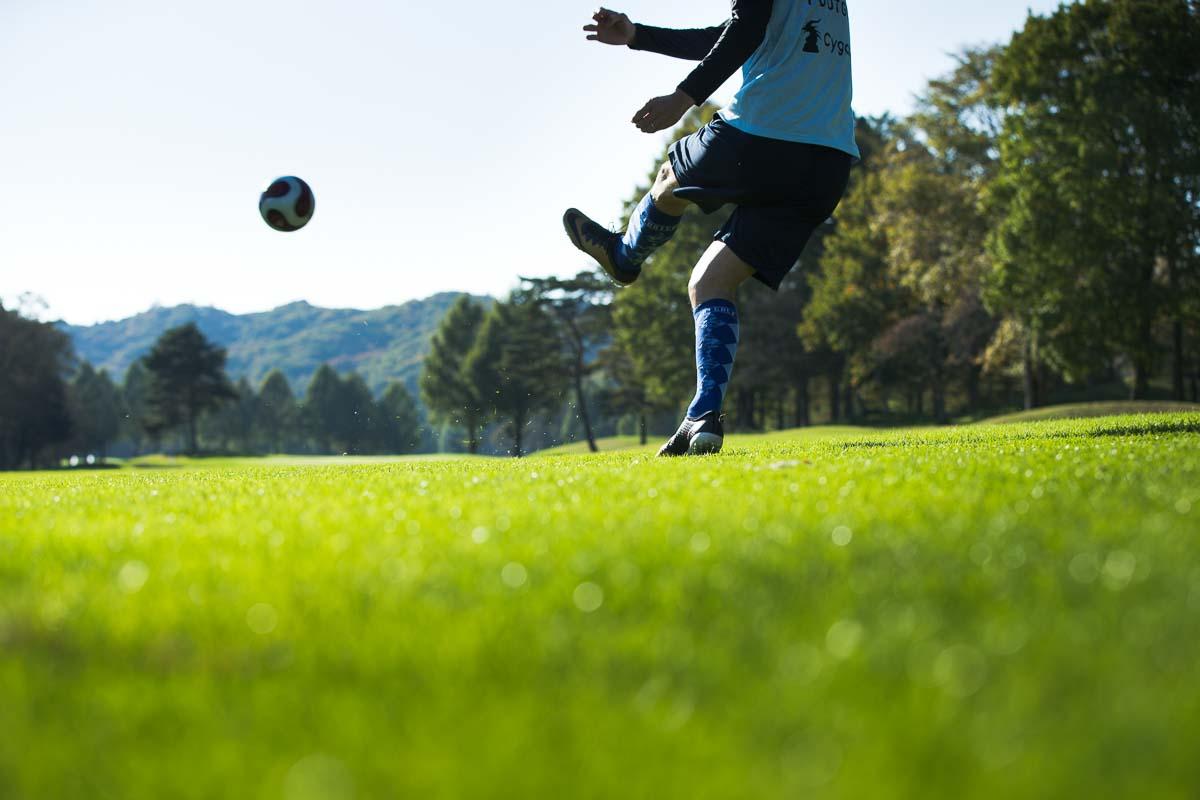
[
  {"x1": 584, "y1": 7, "x2": 635, "y2": 46},
  {"x1": 631, "y1": 90, "x2": 695, "y2": 133}
]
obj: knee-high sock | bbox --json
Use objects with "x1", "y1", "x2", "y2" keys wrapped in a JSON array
[
  {"x1": 616, "y1": 191, "x2": 682, "y2": 272},
  {"x1": 687, "y1": 299, "x2": 739, "y2": 420}
]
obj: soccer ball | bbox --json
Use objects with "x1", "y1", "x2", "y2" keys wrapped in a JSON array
[{"x1": 259, "y1": 176, "x2": 315, "y2": 232}]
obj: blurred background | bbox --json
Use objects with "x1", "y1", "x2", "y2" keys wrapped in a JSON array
[{"x1": 2, "y1": 0, "x2": 1197, "y2": 468}]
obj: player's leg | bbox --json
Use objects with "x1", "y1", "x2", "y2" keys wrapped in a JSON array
[
  {"x1": 657, "y1": 242, "x2": 754, "y2": 457},
  {"x1": 563, "y1": 160, "x2": 687, "y2": 286}
]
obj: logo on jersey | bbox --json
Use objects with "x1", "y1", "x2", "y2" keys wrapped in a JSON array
[{"x1": 802, "y1": 20, "x2": 821, "y2": 53}]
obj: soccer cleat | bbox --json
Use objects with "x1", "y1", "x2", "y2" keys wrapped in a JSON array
[
  {"x1": 562, "y1": 208, "x2": 640, "y2": 286},
  {"x1": 657, "y1": 412, "x2": 724, "y2": 457}
]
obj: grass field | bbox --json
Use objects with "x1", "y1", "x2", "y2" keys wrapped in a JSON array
[
  {"x1": 983, "y1": 400, "x2": 1200, "y2": 425},
  {"x1": 3, "y1": 413, "x2": 1199, "y2": 798}
]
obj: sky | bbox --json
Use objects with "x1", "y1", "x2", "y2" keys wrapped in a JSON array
[{"x1": 0, "y1": 0, "x2": 1065, "y2": 326}]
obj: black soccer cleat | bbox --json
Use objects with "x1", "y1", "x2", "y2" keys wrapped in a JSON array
[
  {"x1": 562, "y1": 208, "x2": 640, "y2": 286},
  {"x1": 657, "y1": 412, "x2": 724, "y2": 457}
]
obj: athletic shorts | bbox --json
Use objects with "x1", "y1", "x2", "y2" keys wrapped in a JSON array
[{"x1": 668, "y1": 116, "x2": 853, "y2": 290}]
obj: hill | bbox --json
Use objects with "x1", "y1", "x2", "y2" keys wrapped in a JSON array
[
  {"x1": 60, "y1": 293, "x2": 491, "y2": 396},
  {"x1": 982, "y1": 400, "x2": 1200, "y2": 425}
]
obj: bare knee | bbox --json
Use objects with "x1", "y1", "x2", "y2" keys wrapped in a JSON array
[
  {"x1": 650, "y1": 161, "x2": 688, "y2": 216},
  {"x1": 688, "y1": 243, "x2": 755, "y2": 307},
  {"x1": 688, "y1": 269, "x2": 731, "y2": 307}
]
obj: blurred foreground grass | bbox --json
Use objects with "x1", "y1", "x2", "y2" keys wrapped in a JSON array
[{"x1": 2, "y1": 413, "x2": 1199, "y2": 798}]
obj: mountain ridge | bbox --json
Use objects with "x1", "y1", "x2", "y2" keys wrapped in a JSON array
[{"x1": 60, "y1": 292, "x2": 492, "y2": 398}]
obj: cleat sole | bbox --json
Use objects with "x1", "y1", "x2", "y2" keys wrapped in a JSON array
[{"x1": 562, "y1": 209, "x2": 639, "y2": 287}]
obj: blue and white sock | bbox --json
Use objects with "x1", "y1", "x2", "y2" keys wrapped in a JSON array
[
  {"x1": 616, "y1": 191, "x2": 682, "y2": 272},
  {"x1": 687, "y1": 299, "x2": 739, "y2": 420}
]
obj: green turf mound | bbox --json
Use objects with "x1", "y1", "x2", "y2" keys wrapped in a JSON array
[{"x1": 984, "y1": 400, "x2": 1200, "y2": 425}]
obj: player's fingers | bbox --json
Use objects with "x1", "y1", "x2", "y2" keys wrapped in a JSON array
[
  {"x1": 587, "y1": 34, "x2": 599, "y2": 40},
  {"x1": 638, "y1": 100, "x2": 662, "y2": 121},
  {"x1": 583, "y1": 24, "x2": 598, "y2": 31}
]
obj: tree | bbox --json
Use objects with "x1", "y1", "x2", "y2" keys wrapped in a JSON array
[
  {"x1": 874, "y1": 144, "x2": 991, "y2": 421},
  {"x1": 142, "y1": 323, "x2": 236, "y2": 455},
  {"x1": 69, "y1": 362, "x2": 123, "y2": 461},
  {"x1": 988, "y1": 0, "x2": 1200, "y2": 399},
  {"x1": 607, "y1": 105, "x2": 730, "y2": 423},
  {"x1": 376, "y1": 382, "x2": 421, "y2": 454},
  {"x1": 520, "y1": 272, "x2": 613, "y2": 452},
  {"x1": 465, "y1": 296, "x2": 569, "y2": 457},
  {"x1": 595, "y1": 346, "x2": 654, "y2": 445},
  {"x1": 257, "y1": 369, "x2": 298, "y2": 453},
  {"x1": 0, "y1": 302, "x2": 74, "y2": 469},
  {"x1": 121, "y1": 361, "x2": 152, "y2": 454},
  {"x1": 301, "y1": 366, "x2": 379, "y2": 454},
  {"x1": 420, "y1": 295, "x2": 488, "y2": 454},
  {"x1": 203, "y1": 376, "x2": 257, "y2": 453},
  {"x1": 800, "y1": 119, "x2": 902, "y2": 421},
  {"x1": 304, "y1": 364, "x2": 344, "y2": 453},
  {"x1": 339, "y1": 373, "x2": 377, "y2": 454}
]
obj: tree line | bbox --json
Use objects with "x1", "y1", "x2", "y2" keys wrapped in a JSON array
[
  {"x1": 0, "y1": 311, "x2": 423, "y2": 469},
  {"x1": 418, "y1": 0, "x2": 1199, "y2": 452}
]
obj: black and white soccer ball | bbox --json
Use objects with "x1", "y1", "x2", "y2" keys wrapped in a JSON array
[{"x1": 259, "y1": 176, "x2": 315, "y2": 232}]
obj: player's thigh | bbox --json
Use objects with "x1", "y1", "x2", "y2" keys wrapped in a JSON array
[
  {"x1": 709, "y1": 206, "x2": 823, "y2": 293},
  {"x1": 688, "y1": 241, "x2": 756, "y2": 307}
]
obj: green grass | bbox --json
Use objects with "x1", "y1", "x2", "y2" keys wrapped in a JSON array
[
  {"x1": 3, "y1": 413, "x2": 1199, "y2": 798},
  {"x1": 536, "y1": 425, "x2": 875, "y2": 456},
  {"x1": 983, "y1": 400, "x2": 1200, "y2": 425}
]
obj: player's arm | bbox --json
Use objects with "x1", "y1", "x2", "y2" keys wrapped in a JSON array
[
  {"x1": 628, "y1": 23, "x2": 727, "y2": 61},
  {"x1": 583, "y1": 3, "x2": 774, "y2": 133},
  {"x1": 674, "y1": 0, "x2": 774, "y2": 107},
  {"x1": 629, "y1": 0, "x2": 774, "y2": 133},
  {"x1": 583, "y1": 8, "x2": 723, "y2": 58}
]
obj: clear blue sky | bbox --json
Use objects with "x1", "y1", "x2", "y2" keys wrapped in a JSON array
[{"x1": 0, "y1": 0, "x2": 1064, "y2": 325}]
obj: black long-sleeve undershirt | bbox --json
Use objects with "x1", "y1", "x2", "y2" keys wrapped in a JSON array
[{"x1": 629, "y1": 0, "x2": 774, "y2": 106}]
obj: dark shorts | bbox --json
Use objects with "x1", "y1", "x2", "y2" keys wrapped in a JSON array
[{"x1": 668, "y1": 116, "x2": 853, "y2": 290}]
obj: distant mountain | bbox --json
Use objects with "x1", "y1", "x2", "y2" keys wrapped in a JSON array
[{"x1": 60, "y1": 293, "x2": 492, "y2": 397}]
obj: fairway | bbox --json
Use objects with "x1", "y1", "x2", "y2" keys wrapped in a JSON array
[{"x1": 3, "y1": 414, "x2": 1199, "y2": 798}]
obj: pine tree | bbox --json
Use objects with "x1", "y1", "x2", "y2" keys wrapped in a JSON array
[
  {"x1": 121, "y1": 361, "x2": 151, "y2": 454},
  {"x1": 465, "y1": 296, "x2": 568, "y2": 457},
  {"x1": 69, "y1": 363, "x2": 124, "y2": 461},
  {"x1": 257, "y1": 370, "x2": 298, "y2": 453},
  {"x1": 141, "y1": 323, "x2": 235, "y2": 455},
  {"x1": 376, "y1": 382, "x2": 421, "y2": 454},
  {"x1": 304, "y1": 364, "x2": 343, "y2": 454},
  {"x1": 420, "y1": 296, "x2": 488, "y2": 453},
  {"x1": 0, "y1": 302, "x2": 74, "y2": 469},
  {"x1": 339, "y1": 373, "x2": 377, "y2": 454},
  {"x1": 519, "y1": 273, "x2": 613, "y2": 451}
]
